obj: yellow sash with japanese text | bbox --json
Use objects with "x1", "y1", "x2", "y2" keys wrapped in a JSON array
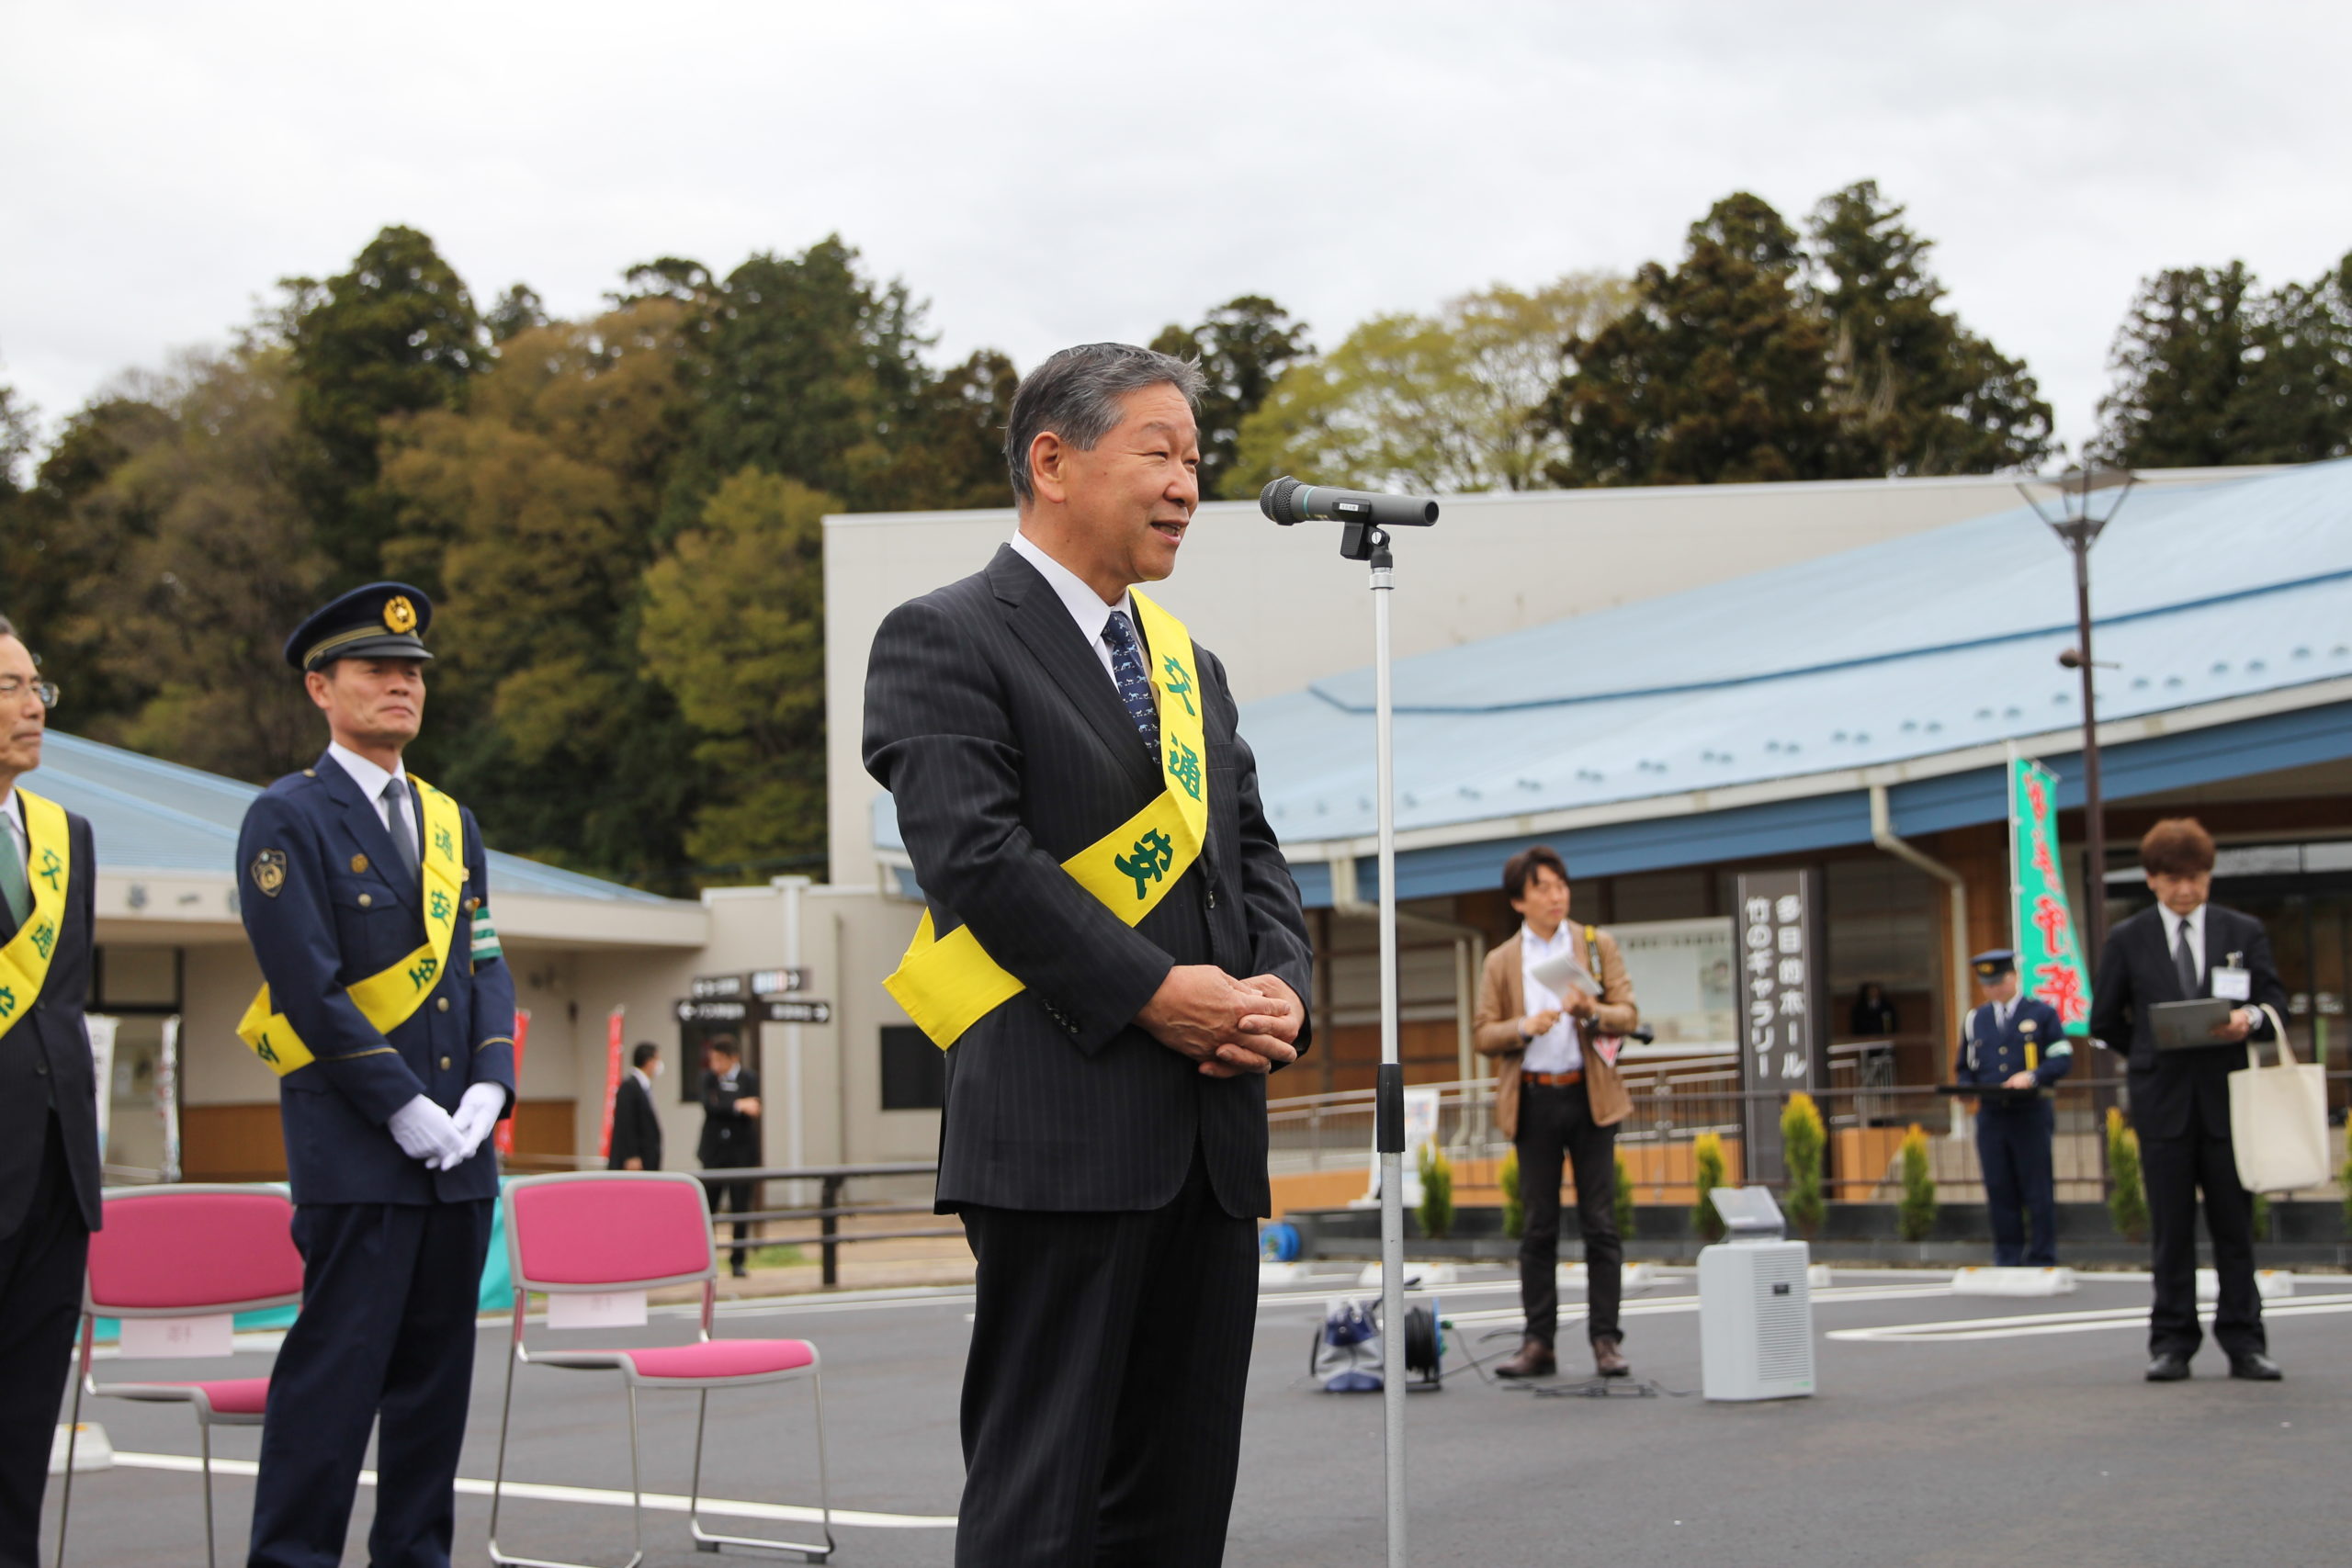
[
  {"x1": 236, "y1": 775, "x2": 465, "y2": 1077},
  {"x1": 886, "y1": 591, "x2": 1209, "y2": 1048},
  {"x1": 0, "y1": 790, "x2": 72, "y2": 1042}
]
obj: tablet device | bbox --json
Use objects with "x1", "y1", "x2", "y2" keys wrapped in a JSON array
[{"x1": 2151, "y1": 998, "x2": 2233, "y2": 1049}]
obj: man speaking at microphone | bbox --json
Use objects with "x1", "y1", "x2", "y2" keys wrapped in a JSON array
[{"x1": 865, "y1": 343, "x2": 1313, "y2": 1568}]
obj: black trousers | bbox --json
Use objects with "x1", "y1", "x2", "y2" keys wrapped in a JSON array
[
  {"x1": 1976, "y1": 1100, "x2": 2057, "y2": 1267},
  {"x1": 247, "y1": 1199, "x2": 493, "y2": 1568},
  {"x1": 705, "y1": 1168, "x2": 755, "y2": 1270},
  {"x1": 0, "y1": 1111, "x2": 89, "y2": 1568},
  {"x1": 2143, "y1": 1097, "x2": 2263, "y2": 1359},
  {"x1": 1516, "y1": 1080, "x2": 1622, "y2": 1348},
  {"x1": 955, "y1": 1147, "x2": 1257, "y2": 1568}
]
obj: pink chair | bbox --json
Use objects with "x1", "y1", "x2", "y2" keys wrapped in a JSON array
[
  {"x1": 490, "y1": 1170, "x2": 832, "y2": 1567},
  {"x1": 55, "y1": 1184, "x2": 304, "y2": 1568}
]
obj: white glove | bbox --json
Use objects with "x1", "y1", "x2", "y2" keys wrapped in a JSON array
[
  {"x1": 447, "y1": 1082, "x2": 509, "y2": 1166},
  {"x1": 388, "y1": 1094, "x2": 469, "y2": 1169}
]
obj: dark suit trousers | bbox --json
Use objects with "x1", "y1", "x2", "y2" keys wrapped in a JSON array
[
  {"x1": 247, "y1": 1200, "x2": 493, "y2": 1568},
  {"x1": 955, "y1": 1147, "x2": 1256, "y2": 1568},
  {"x1": 0, "y1": 1111, "x2": 88, "y2": 1568},
  {"x1": 705, "y1": 1167, "x2": 756, "y2": 1270},
  {"x1": 2143, "y1": 1094, "x2": 2263, "y2": 1359},
  {"x1": 1516, "y1": 1080, "x2": 1623, "y2": 1348},
  {"x1": 1976, "y1": 1100, "x2": 2057, "y2": 1267}
]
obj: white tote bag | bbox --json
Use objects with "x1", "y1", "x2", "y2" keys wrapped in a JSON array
[{"x1": 2230, "y1": 1006, "x2": 2331, "y2": 1194}]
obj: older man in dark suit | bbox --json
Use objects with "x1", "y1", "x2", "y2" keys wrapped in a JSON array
[
  {"x1": 2090, "y1": 817, "x2": 2288, "y2": 1383},
  {"x1": 863, "y1": 343, "x2": 1313, "y2": 1568},
  {"x1": 0, "y1": 615, "x2": 103, "y2": 1568}
]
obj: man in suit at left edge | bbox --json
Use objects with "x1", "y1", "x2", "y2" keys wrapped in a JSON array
[
  {"x1": 0, "y1": 614, "x2": 103, "y2": 1568},
  {"x1": 236, "y1": 582, "x2": 516, "y2": 1568}
]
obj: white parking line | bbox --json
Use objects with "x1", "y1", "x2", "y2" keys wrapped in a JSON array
[
  {"x1": 106, "y1": 1452, "x2": 958, "y2": 1530},
  {"x1": 1443, "y1": 1281, "x2": 1961, "y2": 1330},
  {"x1": 1828, "y1": 1292, "x2": 2352, "y2": 1343}
]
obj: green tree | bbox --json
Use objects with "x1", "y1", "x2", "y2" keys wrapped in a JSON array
[
  {"x1": 382, "y1": 299, "x2": 701, "y2": 885},
  {"x1": 1236, "y1": 275, "x2": 1631, "y2": 494},
  {"x1": 485, "y1": 283, "x2": 549, "y2": 345},
  {"x1": 884, "y1": 348, "x2": 1021, "y2": 512},
  {"x1": 639, "y1": 468, "x2": 835, "y2": 881},
  {"x1": 286, "y1": 225, "x2": 488, "y2": 580},
  {"x1": 1549, "y1": 193, "x2": 1844, "y2": 487},
  {"x1": 1151, "y1": 296, "x2": 1314, "y2": 499},
  {"x1": 1804, "y1": 180, "x2": 2054, "y2": 475}
]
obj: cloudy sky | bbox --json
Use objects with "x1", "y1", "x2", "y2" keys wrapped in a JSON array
[{"x1": 6, "y1": 0, "x2": 2347, "y2": 462}]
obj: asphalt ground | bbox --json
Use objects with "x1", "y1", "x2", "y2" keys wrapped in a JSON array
[{"x1": 45, "y1": 1263, "x2": 2352, "y2": 1567}]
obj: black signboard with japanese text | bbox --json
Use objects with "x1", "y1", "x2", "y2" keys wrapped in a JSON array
[{"x1": 1735, "y1": 868, "x2": 1826, "y2": 1184}]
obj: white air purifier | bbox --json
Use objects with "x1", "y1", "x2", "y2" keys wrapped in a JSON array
[{"x1": 1697, "y1": 1187, "x2": 1815, "y2": 1401}]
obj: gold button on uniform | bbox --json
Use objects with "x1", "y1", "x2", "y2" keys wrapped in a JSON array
[
  {"x1": 357, "y1": 893, "x2": 372, "y2": 908},
  {"x1": 435, "y1": 997, "x2": 450, "y2": 1012},
  {"x1": 439, "y1": 1055, "x2": 452, "y2": 1070}
]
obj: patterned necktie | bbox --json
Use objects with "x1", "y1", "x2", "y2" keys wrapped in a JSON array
[
  {"x1": 1100, "y1": 611, "x2": 1160, "y2": 762},
  {"x1": 2173, "y1": 918, "x2": 2199, "y2": 998},
  {"x1": 383, "y1": 779, "x2": 421, "y2": 882},
  {"x1": 0, "y1": 811, "x2": 28, "y2": 927}
]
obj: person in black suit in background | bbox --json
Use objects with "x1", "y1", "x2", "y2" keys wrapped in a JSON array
[
  {"x1": 2089, "y1": 818, "x2": 2289, "y2": 1382},
  {"x1": 0, "y1": 615, "x2": 103, "y2": 1568},
  {"x1": 863, "y1": 344, "x2": 1312, "y2": 1568},
  {"x1": 606, "y1": 1041, "x2": 664, "y2": 1171},
  {"x1": 697, "y1": 1037, "x2": 761, "y2": 1277}
]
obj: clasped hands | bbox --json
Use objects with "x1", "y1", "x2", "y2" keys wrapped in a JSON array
[
  {"x1": 388, "y1": 1084, "x2": 509, "y2": 1171},
  {"x1": 1138, "y1": 965, "x2": 1304, "y2": 1077}
]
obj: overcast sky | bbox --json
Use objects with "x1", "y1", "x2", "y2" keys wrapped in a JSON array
[{"x1": 6, "y1": 0, "x2": 2348, "y2": 465}]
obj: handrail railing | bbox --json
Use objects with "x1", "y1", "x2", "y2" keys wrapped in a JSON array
[{"x1": 688, "y1": 1162, "x2": 944, "y2": 1285}]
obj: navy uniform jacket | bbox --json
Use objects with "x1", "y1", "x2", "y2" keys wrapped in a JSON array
[
  {"x1": 1955, "y1": 995, "x2": 2073, "y2": 1105},
  {"x1": 698, "y1": 1067, "x2": 762, "y2": 1169},
  {"x1": 0, "y1": 803, "x2": 104, "y2": 1238},
  {"x1": 236, "y1": 755, "x2": 516, "y2": 1205}
]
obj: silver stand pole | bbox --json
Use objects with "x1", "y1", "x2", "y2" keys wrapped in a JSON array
[{"x1": 1370, "y1": 538, "x2": 1407, "y2": 1568}]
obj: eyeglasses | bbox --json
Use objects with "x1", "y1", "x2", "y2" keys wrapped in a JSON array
[{"x1": 0, "y1": 678, "x2": 60, "y2": 710}]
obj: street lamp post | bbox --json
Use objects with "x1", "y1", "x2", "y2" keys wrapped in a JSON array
[{"x1": 2018, "y1": 468, "x2": 2134, "y2": 962}]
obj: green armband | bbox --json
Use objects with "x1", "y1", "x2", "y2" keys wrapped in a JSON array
[{"x1": 470, "y1": 908, "x2": 503, "y2": 964}]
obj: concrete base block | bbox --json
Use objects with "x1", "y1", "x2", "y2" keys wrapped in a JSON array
[
  {"x1": 2199, "y1": 1268, "x2": 2295, "y2": 1300},
  {"x1": 1952, "y1": 1266, "x2": 2079, "y2": 1297},
  {"x1": 50, "y1": 1423, "x2": 111, "y2": 1476}
]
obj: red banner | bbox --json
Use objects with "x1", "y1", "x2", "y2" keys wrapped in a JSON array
[
  {"x1": 494, "y1": 1009, "x2": 531, "y2": 1158},
  {"x1": 598, "y1": 1006, "x2": 626, "y2": 1159}
]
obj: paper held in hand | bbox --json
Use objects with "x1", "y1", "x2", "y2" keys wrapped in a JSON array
[{"x1": 1529, "y1": 951, "x2": 1600, "y2": 998}]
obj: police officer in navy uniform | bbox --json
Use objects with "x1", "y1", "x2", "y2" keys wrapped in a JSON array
[
  {"x1": 1955, "y1": 950, "x2": 2072, "y2": 1266},
  {"x1": 237, "y1": 584, "x2": 516, "y2": 1568}
]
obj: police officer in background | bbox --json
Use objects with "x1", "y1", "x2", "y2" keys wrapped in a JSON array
[
  {"x1": 1955, "y1": 950, "x2": 2071, "y2": 1267},
  {"x1": 235, "y1": 583, "x2": 516, "y2": 1568},
  {"x1": 0, "y1": 616, "x2": 104, "y2": 1568}
]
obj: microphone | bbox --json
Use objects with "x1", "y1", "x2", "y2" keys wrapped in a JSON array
[{"x1": 1259, "y1": 477, "x2": 1440, "y2": 528}]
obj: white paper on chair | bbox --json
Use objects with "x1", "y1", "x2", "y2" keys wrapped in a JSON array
[
  {"x1": 1529, "y1": 952, "x2": 1600, "y2": 998},
  {"x1": 119, "y1": 1314, "x2": 234, "y2": 1359},
  {"x1": 547, "y1": 1291, "x2": 648, "y2": 1329}
]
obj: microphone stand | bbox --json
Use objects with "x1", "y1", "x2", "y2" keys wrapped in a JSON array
[{"x1": 1366, "y1": 524, "x2": 1408, "y2": 1568}]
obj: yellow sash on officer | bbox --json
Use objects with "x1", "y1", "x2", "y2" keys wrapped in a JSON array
[
  {"x1": 887, "y1": 591, "x2": 1210, "y2": 1048},
  {"x1": 0, "y1": 790, "x2": 71, "y2": 1042},
  {"x1": 237, "y1": 775, "x2": 466, "y2": 1077}
]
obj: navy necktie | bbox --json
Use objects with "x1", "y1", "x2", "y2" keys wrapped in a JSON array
[
  {"x1": 2173, "y1": 919, "x2": 2199, "y2": 998},
  {"x1": 1100, "y1": 611, "x2": 1160, "y2": 762},
  {"x1": 384, "y1": 779, "x2": 421, "y2": 883}
]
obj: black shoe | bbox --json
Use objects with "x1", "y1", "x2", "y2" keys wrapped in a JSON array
[
  {"x1": 730, "y1": 1264, "x2": 750, "y2": 1279},
  {"x1": 2145, "y1": 1352, "x2": 2191, "y2": 1382},
  {"x1": 2228, "y1": 1351, "x2": 2283, "y2": 1382}
]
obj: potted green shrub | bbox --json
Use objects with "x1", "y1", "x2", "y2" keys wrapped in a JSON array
[
  {"x1": 1781, "y1": 1092, "x2": 1826, "y2": 1237},
  {"x1": 1692, "y1": 1132, "x2": 1727, "y2": 1242},
  {"x1": 1614, "y1": 1150, "x2": 1636, "y2": 1242},
  {"x1": 1500, "y1": 1148, "x2": 1524, "y2": 1240},
  {"x1": 1417, "y1": 1143, "x2": 1454, "y2": 1241},
  {"x1": 2107, "y1": 1107, "x2": 2149, "y2": 1243},
  {"x1": 1897, "y1": 1124, "x2": 1937, "y2": 1242}
]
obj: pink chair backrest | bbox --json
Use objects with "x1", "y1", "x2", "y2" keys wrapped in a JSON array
[
  {"x1": 89, "y1": 1189, "x2": 303, "y2": 1314},
  {"x1": 507, "y1": 1175, "x2": 714, "y2": 1290}
]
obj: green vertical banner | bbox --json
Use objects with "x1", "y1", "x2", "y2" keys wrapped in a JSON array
[{"x1": 2009, "y1": 755, "x2": 2093, "y2": 1035}]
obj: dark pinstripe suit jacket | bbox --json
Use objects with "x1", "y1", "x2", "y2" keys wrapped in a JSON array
[{"x1": 863, "y1": 545, "x2": 1314, "y2": 1218}]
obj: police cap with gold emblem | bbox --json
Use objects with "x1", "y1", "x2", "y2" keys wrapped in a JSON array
[
  {"x1": 283, "y1": 581, "x2": 435, "y2": 671},
  {"x1": 1971, "y1": 949, "x2": 2018, "y2": 980}
]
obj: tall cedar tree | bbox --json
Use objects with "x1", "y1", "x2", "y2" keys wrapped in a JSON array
[
  {"x1": 286, "y1": 226, "x2": 488, "y2": 580},
  {"x1": 2092, "y1": 255, "x2": 2352, "y2": 467},
  {"x1": 1549, "y1": 193, "x2": 1846, "y2": 486},
  {"x1": 1804, "y1": 182, "x2": 2053, "y2": 474},
  {"x1": 1150, "y1": 297, "x2": 1314, "y2": 499}
]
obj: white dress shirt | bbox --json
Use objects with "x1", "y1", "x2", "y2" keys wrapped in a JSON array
[
  {"x1": 1519, "y1": 921, "x2": 1585, "y2": 1074},
  {"x1": 2159, "y1": 902, "x2": 2209, "y2": 981},
  {"x1": 630, "y1": 1066, "x2": 653, "y2": 1095},
  {"x1": 1010, "y1": 531, "x2": 1136, "y2": 688},
  {"x1": 325, "y1": 740, "x2": 417, "y2": 852}
]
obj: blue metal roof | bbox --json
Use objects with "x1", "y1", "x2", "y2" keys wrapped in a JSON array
[
  {"x1": 1248, "y1": 459, "x2": 2352, "y2": 852},
  {"x1": 28, "y1": 732, "x2": 672, "y2": 904}
]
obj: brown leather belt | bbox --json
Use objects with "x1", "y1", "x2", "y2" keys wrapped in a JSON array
[{"x1": 1522, "y1": 1069, "x2": 1584, "y2": 1087}]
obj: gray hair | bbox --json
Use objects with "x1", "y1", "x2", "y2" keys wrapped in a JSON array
[
  {"x1": 0, "y1": 614, "x2": 14, "y2": 641},
  {"x1": 1003, "y1": 343, "x2": 1204, "y2": 507}
]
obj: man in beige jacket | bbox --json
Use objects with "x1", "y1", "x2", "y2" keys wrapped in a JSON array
[{"x1": 1474, "y1": 845, "x2": 1639, "y2": 1379}]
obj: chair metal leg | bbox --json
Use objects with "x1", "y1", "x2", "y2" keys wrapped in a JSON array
[
  {"x1": 52, "y1": 1325, "x2": 88, "y2": 1568},
  {"x1": 686, "y1": 1375, "x2": 834, "y2": 1562},
  {"x1": 198, "y1": 1416, "x2": 218, "y2": 1568},
  {"x1": 489, "y1": 1347, "x2": 643, "y2": 1568}
]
